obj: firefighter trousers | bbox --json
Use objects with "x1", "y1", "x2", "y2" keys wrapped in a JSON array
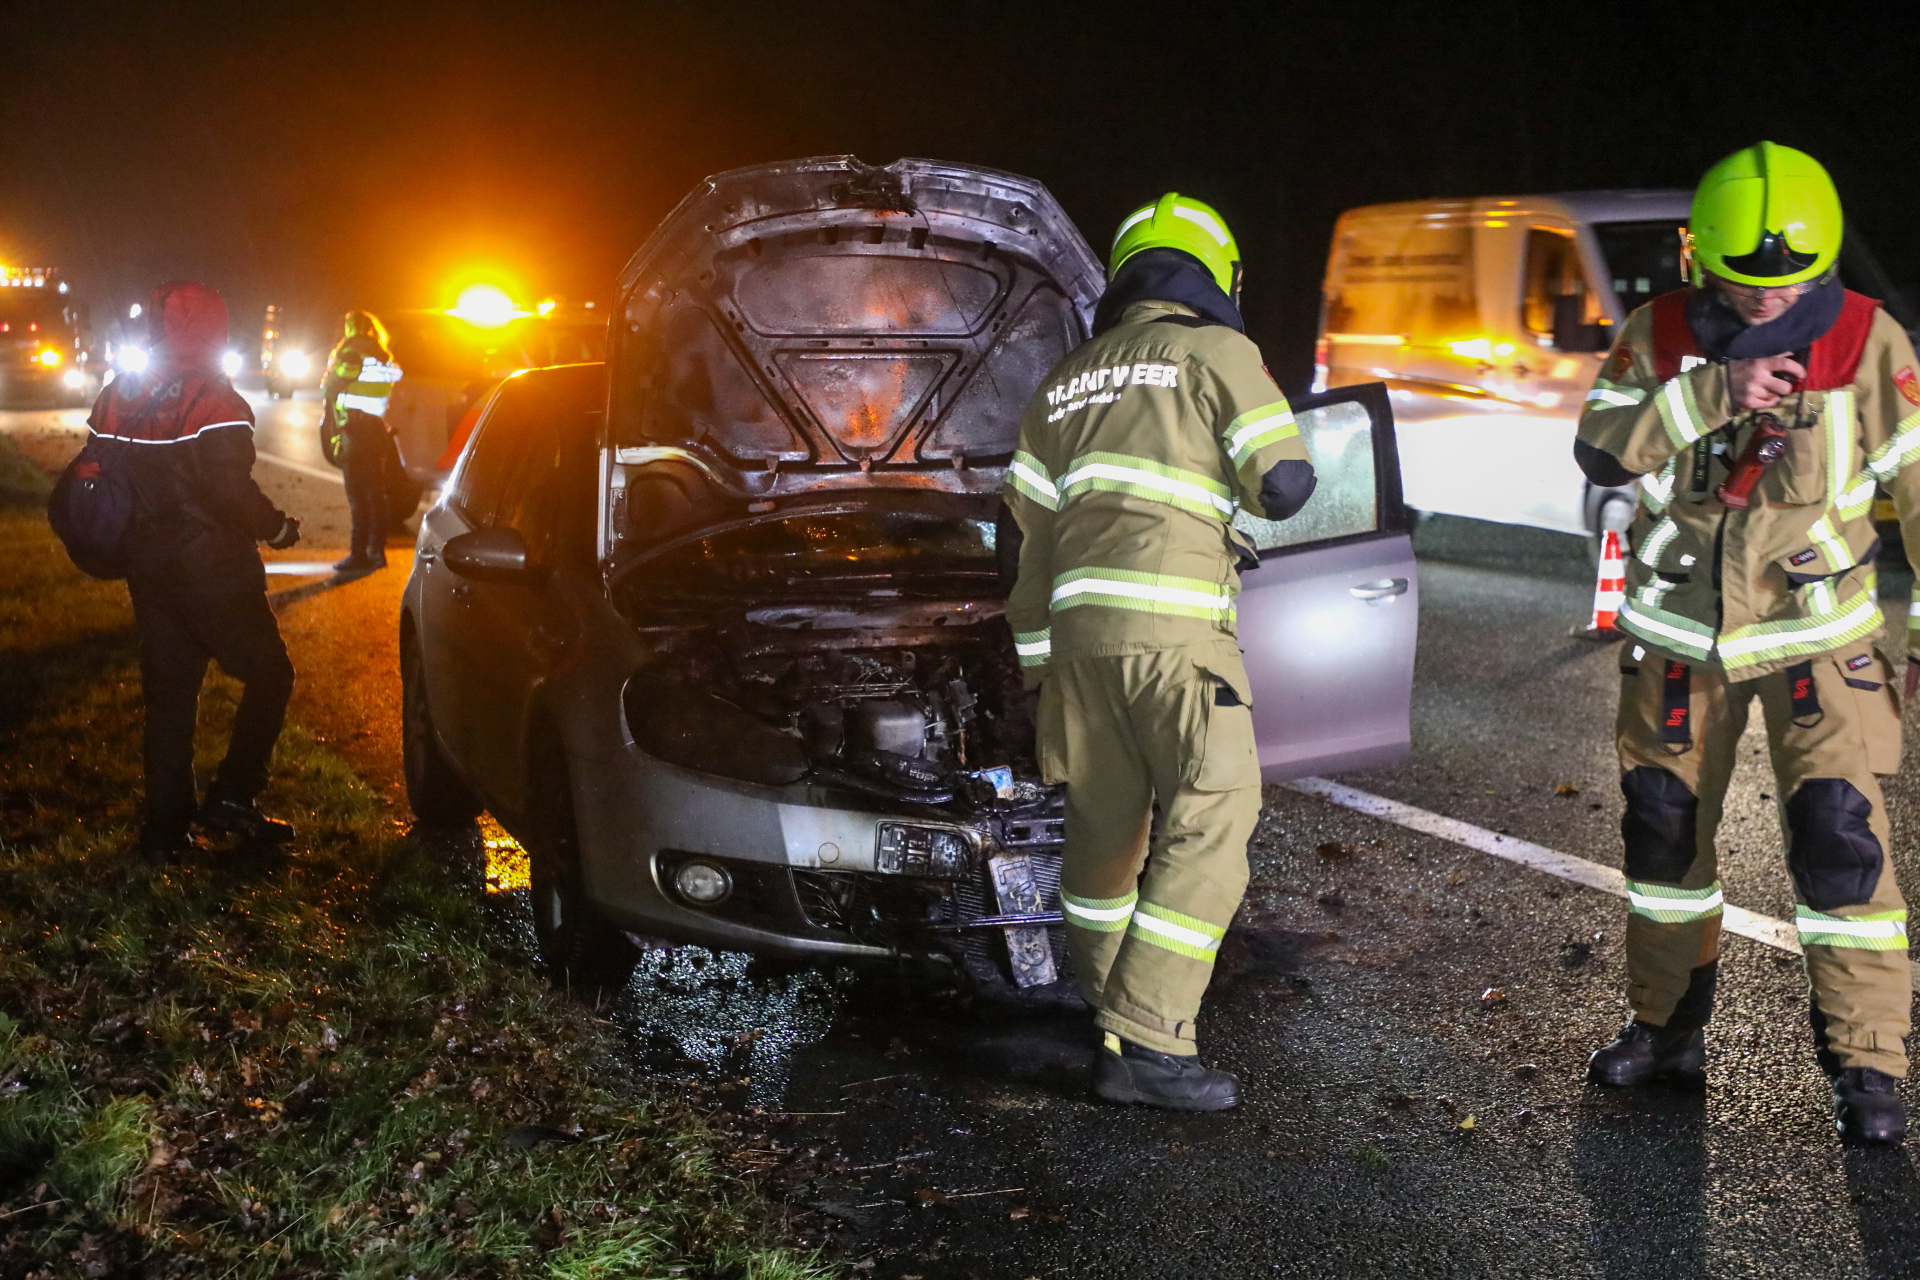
[
  {"x1": 1617, "y1": 642, "x2": 1910, "y2": 1076},
  {"x1": 1037, "y1": 641, "x2": 1262, "y2": 1056}
]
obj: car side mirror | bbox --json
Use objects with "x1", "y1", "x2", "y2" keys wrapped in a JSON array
[
  {"x1": 1552, "y1": 294, "x2": 1613, "y2": 354},
  {"x1": 443, "y1": 527, "x2": 543, "y2": 585}
]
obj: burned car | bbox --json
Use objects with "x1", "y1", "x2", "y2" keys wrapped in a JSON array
[{"x1": 400, "y1": 157, "x2": 1419, "y2": 995}]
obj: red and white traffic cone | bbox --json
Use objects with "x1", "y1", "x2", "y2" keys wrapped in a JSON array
[{"x1": 1575, "y1": 528, "x2": 1626, "y2": 640}]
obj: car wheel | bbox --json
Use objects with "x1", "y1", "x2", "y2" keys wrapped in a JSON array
[
  {"x1": 526, "y1": 747, "x2": 639, "y2": 990},
  {"x1": 401, "y1": 631, "x2": 481, "y2": 827},
  {"x1": 1591, "y1": 493, "x2": 1635, "y2": 555}
]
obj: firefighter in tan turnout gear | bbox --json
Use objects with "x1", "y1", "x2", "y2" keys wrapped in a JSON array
[
  {"x1": 1004, "y1": 194, "x2": 1317, "y2": 1110},
  {"x1": 1575, "y1": 143, "x2": 1920, "y2": 1145}
]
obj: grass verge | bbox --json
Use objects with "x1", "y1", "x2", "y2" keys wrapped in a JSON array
[{"x1": 0, "y1": 436, "x2": 834, "y2": 1278}]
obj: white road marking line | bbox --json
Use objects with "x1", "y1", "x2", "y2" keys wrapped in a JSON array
[
  {"x1": 1282, "y1": 778, "x2": 1920, "y2": 974},
  {"x1": 257, "y1": 453, "x2": 344, "y2": 485},
  {"x1": 263, "y1": 562, "x2": 345, "y2": 576}
]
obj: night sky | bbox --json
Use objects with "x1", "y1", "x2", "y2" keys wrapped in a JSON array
[{"x1": 3, "y1": 0, "x2": 1913, "y2": 392}]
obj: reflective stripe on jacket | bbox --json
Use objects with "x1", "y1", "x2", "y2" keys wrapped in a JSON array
[
  {"x1": 325, "y1": 339, "x2": 403, "y2": 427},
  {"x1": 1576, "y1": 288, "x2": 1920, "y2": 678},
  {"x1": 1002, "y1": 299, "x2": 1313, "y2": 685}
]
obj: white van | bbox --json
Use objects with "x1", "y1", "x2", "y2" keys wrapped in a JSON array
[{"x1": 1314, "y1": 190, "x2": 1691, "y2": 539}]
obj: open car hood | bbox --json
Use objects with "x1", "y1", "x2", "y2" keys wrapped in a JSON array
[{"x1": 609, "y1": 157, "x2": 1102, "y2": 492}]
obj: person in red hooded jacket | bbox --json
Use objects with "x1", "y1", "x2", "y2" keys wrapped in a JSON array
[{"x1": 89, "y1": 281, "x2": 303, "y2": 858}]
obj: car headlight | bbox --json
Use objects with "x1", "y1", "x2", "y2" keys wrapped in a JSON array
[
  {"x1": 875, "y1": 823, "x2": 973, "y2": 879},
  {"x1": 117, "y1": 347, "x2": 149, "y2": 373},
  {"x1": 672, "y1": 859, "x2": 733, "y2": 906},
  {"x1": 61, "y1": 368, "x2": 83, "y2": 389},
  {"x1": 220, "y1": 351, "x2": 243, "y2": 378},
  {"x1": 278, "y1": 350, "x2": 311, "y2": 378},
  {"x1": 36, "y1": 348, "x2": 61, "y2": 367}
]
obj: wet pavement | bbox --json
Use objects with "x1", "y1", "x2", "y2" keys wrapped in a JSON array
[{"x1": 12, "y1": 402, "x2": 1920, "y2": 1277}]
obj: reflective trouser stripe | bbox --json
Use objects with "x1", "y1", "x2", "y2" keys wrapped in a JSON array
[
  {"x1": 1008, "y1": 451, "x2": 1059, "y2": 510},
  {"x1": 1804, "y1": 515, "x2": 1850, "y2": 573},
  {"x1": 1057, "y1": 451, "x2": 1235, "y2": 520},
  {"x1": 1627, "y1": 880, "x2": 1724, "y2": 923},
  {"x1": 1050, "y1": 569, "x2": 1234, "y2": 622},
  {"x1": 336, "y1": 392, "x2": 389, "y2": 415},
  {"x1": 1013, "y1": 629, "x2": 1051, "y2": 667},
  {"x1": 1797, "y1": 907, "x2": 1909, "y2": 950},
  {"x1": 1127, "y1": 902, "x2": 1227, "y2": 962},
  {"x1": 1062, "y1": 890, "x2": 1136, "y2": 932}
]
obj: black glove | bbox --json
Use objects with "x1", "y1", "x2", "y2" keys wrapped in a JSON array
[
  {"x1": 1258, "y1": 459, "x2": 1317, "y2": 520},
  {"x1": 266, "y1": 515, "x2": 301, "y2": 550}
]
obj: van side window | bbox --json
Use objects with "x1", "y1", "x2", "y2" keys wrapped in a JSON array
[{"x1": 1523, "y1": 229, "x2": 1588, "y2": 336}]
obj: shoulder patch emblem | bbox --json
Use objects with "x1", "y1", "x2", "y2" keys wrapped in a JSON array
[
  {"x1": 1605, "y1": 346, "x2": 1635, "y2": 380},
  {"x1": 1894, "y1": 365, "x2": 1920, "y2": 406}
]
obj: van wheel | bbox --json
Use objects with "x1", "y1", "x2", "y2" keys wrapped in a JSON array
[
  {"x1": 1591, "y1": 494, "x2": 1635, "y2": 555},
  {"x1": 401, "y1": 632, "x2": 481, "y2": 827},
  {"x1": 526, "y1": 751, "x2": 639, "y2": 991}
]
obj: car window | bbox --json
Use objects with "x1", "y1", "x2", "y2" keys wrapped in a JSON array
[
  {"x1": 452, "y1": 367, "x2": 603, "y2": 547},
  {"x1": 450, "y1": 380, "x2": 541, "y2": 527},
  {"x1": 1522, "y1": 228, "x2": 1592, "y2": 335},
  {"x1": 1591, "y1": 220, "x2": 1686, "y2": 315},
  {"x1": 1233, "y1": 394, "x2": 1386, "y2": 551}
]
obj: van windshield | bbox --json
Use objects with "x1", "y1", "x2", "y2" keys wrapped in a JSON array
[
  {"x1": 1591, "y1": 221, "x2": 1686, "y2": 316},
  {"x1": 631, "y1": 509, "x2": 1000, "y2": 597}
]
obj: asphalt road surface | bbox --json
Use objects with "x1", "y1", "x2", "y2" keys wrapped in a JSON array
[{"x1": 9, "y1": 400, "x2": 1920, "y2": 1278}]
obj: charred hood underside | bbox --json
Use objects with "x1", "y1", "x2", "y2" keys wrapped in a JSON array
[{"x1": 609, "y1": 156, "x2": 1103, "y2": 500}]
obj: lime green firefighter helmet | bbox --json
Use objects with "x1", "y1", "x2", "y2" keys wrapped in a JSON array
[
  {"x1": 1109, "y1": 193, "x2": 1241, "y2": 296},
  {"x1": 1689, "y1": 141, "x2": 1843, "y2": 288}
]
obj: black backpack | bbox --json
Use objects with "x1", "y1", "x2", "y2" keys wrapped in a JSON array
[{"x1": 49, "y1": 434, "x2": 136, "y2": 580}]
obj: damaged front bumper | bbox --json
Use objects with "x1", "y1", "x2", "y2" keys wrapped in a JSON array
[{"x1": 583, "y1": 748, "x2": 1069, "y2": 985}]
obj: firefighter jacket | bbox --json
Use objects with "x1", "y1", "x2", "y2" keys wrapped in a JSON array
[
  {"x1": 1002, "y1": 299, "x2": 1313, "y2": 688},
  {"x1": 323, "y1": 334, "x2": 403, "y2": 430},
  {"x1": 1575, "y1": 287, "x2": 1920, "y2": 680}
]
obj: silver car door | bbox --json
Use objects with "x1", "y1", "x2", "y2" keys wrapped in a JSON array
[{"x1": 1233, "y1": 382, "x2": 1418, "y2": 780}]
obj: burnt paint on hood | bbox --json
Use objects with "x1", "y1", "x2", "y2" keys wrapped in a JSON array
[{"x1": 1092, "y1": 248, "x2": 1244, "y2": 336}]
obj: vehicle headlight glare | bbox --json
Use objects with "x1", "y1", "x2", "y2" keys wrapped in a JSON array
[
  {"x1": 279, "y1": 350, "x2": 311, "y2": 378},
  {"x1": 673, "y1": 860, "x2": 732, "y2": 906},
  {"x1": 220, "y1": 351, "x2": 243, "y2": 377},
  {"x1": 118, "y1": 347, "x2": 149, "y2": 373},
  {"x1": 36, "y1": 348, "x2": 61, "y2": 367},
  {"x1": 62, "y1": 368, "x2": 84, "y2": 389}
]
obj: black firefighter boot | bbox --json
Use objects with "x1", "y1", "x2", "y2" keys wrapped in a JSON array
[
  {"x1": 1091, "y1": 1032, "x2": 1239, "y2": 1112},
  {"x1": 1588, "y1": 961, "x2": 1715, "y2": 1088},
  {"x1": 198, "y1": 793, "x2": 296, "y2": 845},
  {"x1": 1813, "y1": 999, "x2": 1907, "y2": 1145}
]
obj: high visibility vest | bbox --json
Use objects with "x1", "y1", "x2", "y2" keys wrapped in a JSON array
[{"x1": 335, "y1": 354, "x2": 403, "y2": 421}]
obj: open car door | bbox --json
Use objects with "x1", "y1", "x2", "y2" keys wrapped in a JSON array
[{"x1": 1234, "y1": 382, "x2": 1417, "y2": 779}]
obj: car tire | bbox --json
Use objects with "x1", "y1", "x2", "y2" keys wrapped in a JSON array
[
  {"x1": 525, "y1": 746, "x2": 639, "y2": 991},
  {"x1": 401, "y1": 631, "x2": 481, "y2": 828}
]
